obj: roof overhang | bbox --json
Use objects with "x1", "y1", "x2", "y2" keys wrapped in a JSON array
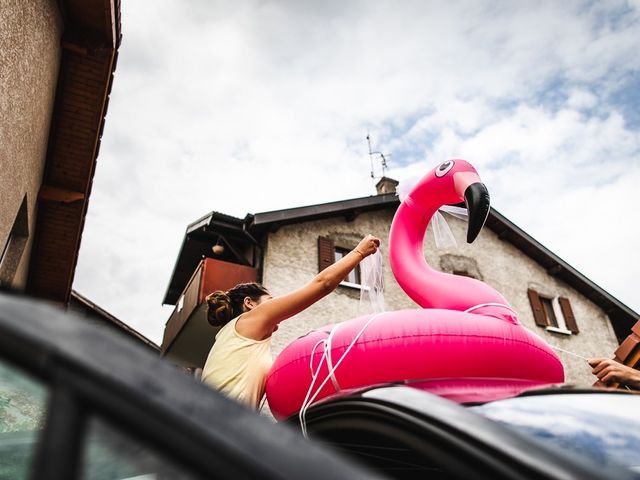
[
  {"x1": 27, "y1": 0, "x2": 121, "y2": 303},
  {"x1": 162, "y1": 212, "x2": 257, "y2": 305},
  {"x1": 251, "y1": 193, "x2": 400, "y2": 231}
]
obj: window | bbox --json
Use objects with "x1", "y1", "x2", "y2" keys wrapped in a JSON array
[
  {"x1": 540, "y1": 297, "x2": 558, "y2": 328},
  {"x1": 472, "y1": 393, "x2": 640, "y2": 475},
  {"x1": 440, "y1": 254, "x2": 483, "y2": 281},
  {"x1": 527, "y1": 289, "x2": 579, "y2": 334},
  {"x1": 0, "y1": 196, "x2": 29, "y2": 287},
  {"x1": 318, "y1": 237, "x2": 364, "y2": 289},
  {"x1": 0, "y1": 232, "x2": 13, "y2": 273},
  {"x1": 453, "y1": 270, "x2": 473, "y2": 278},
  {"x1": 0, "y1": 358, "x2": 48, "y2": 479},
  {"x1": 334, "y1": 247, "x2": 361, "y2": 286},
  {"x1": 80, "y1": 416, "x2": 202, "y2": 480}
]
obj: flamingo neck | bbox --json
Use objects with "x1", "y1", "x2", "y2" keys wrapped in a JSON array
[
  {"x1": 389, "y1": 196, "x2": 511, "y2": 314},
  {"x1": 388, "y1": 197, "x2": 442, "y2": 307}
]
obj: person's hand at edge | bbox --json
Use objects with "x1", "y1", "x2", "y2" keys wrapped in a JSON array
[{"x1": 588, "y1": 357, "x2": 640, "y2": 390}]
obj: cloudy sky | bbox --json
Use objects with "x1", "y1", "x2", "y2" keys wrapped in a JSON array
[{"x1": 73, "y1": 0, "x2": 640, "y2": 345}]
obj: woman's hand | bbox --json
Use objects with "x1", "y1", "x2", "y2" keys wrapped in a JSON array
[
  {"x1": 588, "y1": 357, "x2": 640, "y2": 390},
  {"x1": 354, "y1": 234, "x2": 381, "y2": 258}
]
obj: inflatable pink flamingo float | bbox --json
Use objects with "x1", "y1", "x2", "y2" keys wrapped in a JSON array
[{"x1": 265, "y1": 159, "x2": 564, "y2": 421}]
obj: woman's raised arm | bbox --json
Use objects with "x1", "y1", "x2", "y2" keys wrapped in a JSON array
[{"x1": 237, "y1": 235, "x2": 380, "y2": 339}]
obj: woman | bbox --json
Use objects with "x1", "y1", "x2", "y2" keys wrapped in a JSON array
[{"x1": 201, "y1": 234, "x2": 380, "y2": 409}]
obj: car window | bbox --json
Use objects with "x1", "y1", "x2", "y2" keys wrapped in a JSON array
[
  {"x1": 300, "y1": 408, "x2": 489, "y2": 479},
  {"x1": 471, "y1": 393, "x2": 640, "y2": 475},
  {"x1": 79, "y1": 416, "x2": 204, "y2": 480},
  {"x1": 0, "y1": 359, "x2": 48, "y2": 480}
]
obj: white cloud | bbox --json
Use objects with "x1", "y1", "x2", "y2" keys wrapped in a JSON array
[
  {"x1": 75, "y1": 0, "x2": 640, "y2": 344},
  {"x1": 567, "y1": 89, "x2": 598, "y2": 110}
]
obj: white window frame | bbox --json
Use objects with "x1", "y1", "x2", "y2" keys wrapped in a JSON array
[
  {"x1": 339, "y1": 280, "x2": 370, "y2": 291},
  {"x1": 334, "y1": 247, "x2": 364, "y2": 289},
  {"x1": 544, "y1": 296, "x2": 573, "y2": 335}
]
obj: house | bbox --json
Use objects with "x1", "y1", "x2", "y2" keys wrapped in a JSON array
[
  {"x1": 1, "y1": 0, "x2": 121, "y2": 304},
  {"x1": 161, "y1": 179, "x2": 639, "y2": 387}
]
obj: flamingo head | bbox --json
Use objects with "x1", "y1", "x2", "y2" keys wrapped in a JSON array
[{"x1": 409, "y1": 159, "x2": 490, "y2": 243}]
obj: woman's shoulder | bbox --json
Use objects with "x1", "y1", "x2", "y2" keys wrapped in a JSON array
[
  {"x1": 215, "y1": 316, "x2": 239, "y2": 339},
  {"x1": 229, "y1": 314, "x2": 272, "y2": 344}
]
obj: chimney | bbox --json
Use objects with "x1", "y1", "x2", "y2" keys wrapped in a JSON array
[{"x1": 375, "y1": 177, "x2": 399, "y2": 195}]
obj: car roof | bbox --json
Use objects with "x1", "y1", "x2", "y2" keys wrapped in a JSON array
[
  {"x1": 291, "y1": 384, "x2": 639, "y2": 480},
  {"x1": 0, "y1": 293, "x2": 380, "y2": 480},
  {"x1": 305, "y1": 376, "x2": 638, "y2": 410}
]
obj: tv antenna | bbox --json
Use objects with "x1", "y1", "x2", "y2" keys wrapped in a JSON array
[{"x1": 366, "y1": 134, "x2": 391, "y2": 179}]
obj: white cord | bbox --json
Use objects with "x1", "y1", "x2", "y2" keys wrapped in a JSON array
[
  {"x1": 549, "y1": 345, "x2": 588, "y2": 361},
  {"x1": 299, "y1": 341, "x2": 331, "y2": 438},
  {"x1": 464, "y1": 302, "x2": 517, "y2": 314},
  {"x1": 299, "y1": 312, "x2": 385, "y2": 438},
  {"x1": 309, "y1": 339, "x2": 326, "y2": 374},
  {"x1": 324, "y1": 326, "x2": 342, "y2": 392}
]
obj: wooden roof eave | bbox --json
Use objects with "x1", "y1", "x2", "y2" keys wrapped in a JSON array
[
  {"x1": 26, "y1": 0, "x2": 121, "y2": 303},
  {"x1": 161, "y1": 212, "x2": 252, "y2": 305}
]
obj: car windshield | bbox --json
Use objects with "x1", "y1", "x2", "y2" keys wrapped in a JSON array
[{"x1": 470, "y1": 392, "x2": 640, "y2": 475}]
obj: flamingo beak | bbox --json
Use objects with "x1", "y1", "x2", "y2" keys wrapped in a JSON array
[{"x1": 464, "y1": 182, "x2": 490, "y2": 243}]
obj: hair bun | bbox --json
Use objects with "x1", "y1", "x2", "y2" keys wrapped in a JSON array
[{"x1": 205, "y1": 291, "x2": 232, "y2": 326}]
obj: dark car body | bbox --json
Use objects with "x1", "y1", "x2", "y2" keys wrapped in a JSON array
[
  {"x1": 287, "y1": 382, "x2": 640, "y2": 479},
  {"x1": 0, "y1": 293, "x2": 379, "y2": 480}
]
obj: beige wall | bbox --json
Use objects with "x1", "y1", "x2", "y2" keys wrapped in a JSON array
[
  {"x1": 263, "y1": 209, "x2": 618, "y2": 387},
  {"x1": 0, "y1": 0, "x2": 63, "y2": 288}
]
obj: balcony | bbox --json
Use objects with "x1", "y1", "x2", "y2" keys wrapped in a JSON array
[{"x1": 161, "y1": 258, "x2": 257, "y2": 368}]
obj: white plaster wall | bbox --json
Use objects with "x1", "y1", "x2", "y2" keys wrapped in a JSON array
[{"x1": 263, "y1": 208, "x2": 618, "y2": 387}]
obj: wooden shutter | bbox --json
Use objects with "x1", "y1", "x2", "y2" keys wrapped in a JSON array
[
  {"x1": 559, "y1": 297, "x2": 579, "y2": 333},
  {"x1": 318, "y1": 236, "x2": 335, "y2": 272},
  {"x1": 527, "y1": 289, "x2": 548, "y2": 327}
]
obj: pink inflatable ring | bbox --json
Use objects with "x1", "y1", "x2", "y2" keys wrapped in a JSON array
[{"x1": 265, "y1": 160, "x2": 564, "y2": 420}]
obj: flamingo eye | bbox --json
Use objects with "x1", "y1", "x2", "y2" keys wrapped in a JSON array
[{"x1": 435, "y1": 160, "x2": 455, "y2": 177}]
